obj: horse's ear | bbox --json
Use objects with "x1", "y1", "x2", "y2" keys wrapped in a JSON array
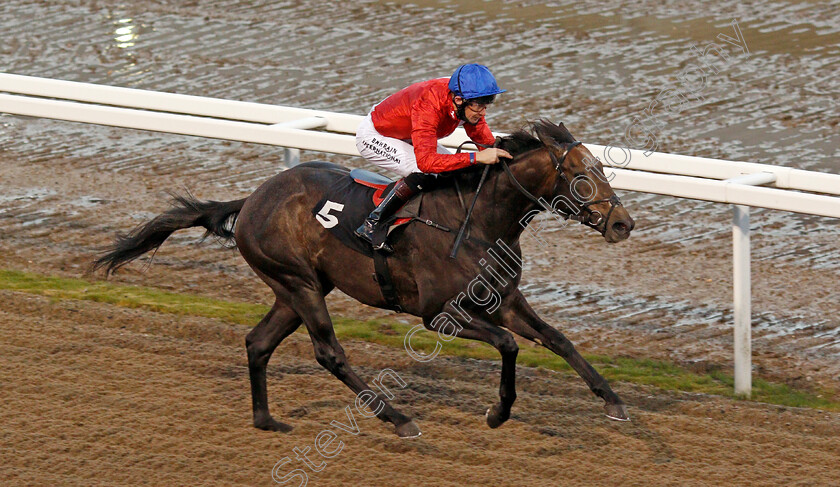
[
  {"x1": 534, "y1": 120, "x2": 559, "y2": 148},
  {"x1": 557, "y1": 122, "x2": 577, "y2": 142}
]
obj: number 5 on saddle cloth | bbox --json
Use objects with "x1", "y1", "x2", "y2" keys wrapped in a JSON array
[{"x1": 311, "y1": 169, "x2": 448, "y2": 258}]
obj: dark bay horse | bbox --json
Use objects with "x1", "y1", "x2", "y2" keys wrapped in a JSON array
[{"x1": 94, "y1": 120, "x2": 635, "y2": 438}]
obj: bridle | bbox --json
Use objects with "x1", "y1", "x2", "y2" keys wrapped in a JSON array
[
  {"x1": 455, "y1": 139, "x2": 623, "y2": 235},
  {"x1": 500, "y1": 141, "x2": 623, "y2": 234}
]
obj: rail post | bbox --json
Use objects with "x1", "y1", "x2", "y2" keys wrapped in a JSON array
[
  {"x1": 732, "y1": 204, "x2": 752, "y2": 396},
  {"x1": 271, "y1": 116, "x2": 327, "y2": 167},
  {"x1": 725, "y1": 172, "x2": 776, "y2": 397},
  {"x1": 284, "y1": 148, "x2": 300, "y2": 167}
]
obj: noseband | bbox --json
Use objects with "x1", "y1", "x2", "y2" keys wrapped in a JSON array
[{"x1": 501, "y1": 141, "x2": 623, "y2": 235}]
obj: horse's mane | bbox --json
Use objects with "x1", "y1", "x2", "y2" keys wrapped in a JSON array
[
  {"x1": 497, "y1": 120, "x2": 577, "y2": 158},
  {"x1": 438, "y1": 120, "x2": 577, "y2": 189},
  {"x1": 433, "y1": 120, "x2": 577, "y2": 199}
]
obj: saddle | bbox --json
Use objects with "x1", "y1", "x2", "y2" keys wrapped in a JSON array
[
  {"x1": 349, "y1": 169, "x2": 415, "y2": 226},
  {"x1": 311, "y1": 169, "x2": 422, "y2": 258}
]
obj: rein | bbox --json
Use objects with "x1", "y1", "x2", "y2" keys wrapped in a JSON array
[{"x1": 450, "y1": 141, "x2": 493, "y2": 258}]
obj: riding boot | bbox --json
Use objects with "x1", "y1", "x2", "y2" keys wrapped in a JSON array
[{"x1": 355, "y1": 179, "x2": 417, "y2": 253}]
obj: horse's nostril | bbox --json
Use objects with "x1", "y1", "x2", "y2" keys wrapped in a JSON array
[{"x1": 612, "y1": 220, "x2": 631, "y2": 234}]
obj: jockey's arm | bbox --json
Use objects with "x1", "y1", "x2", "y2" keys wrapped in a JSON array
[
  {"x1": 410, "y1": 99, "x2": 474, "y2": 174},
  {"x1": 464, "y1": 118, "x2": 511, "y2": 164}
]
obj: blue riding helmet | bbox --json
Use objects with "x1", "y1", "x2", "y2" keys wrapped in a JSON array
[{"x1": 448, "y1": 64, "x2": 506, "y2": 100}]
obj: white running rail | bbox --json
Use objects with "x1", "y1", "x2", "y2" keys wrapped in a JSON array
[{"x1": 3, "y1": 73, "x2": 839, "y2": 396}]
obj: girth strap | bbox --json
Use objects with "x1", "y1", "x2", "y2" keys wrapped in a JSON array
[{"x1": 373, "y1": 252, "x2": 403, "y2": 312}]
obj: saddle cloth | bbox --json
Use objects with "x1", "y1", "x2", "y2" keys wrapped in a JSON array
[{"x1": 311, "y1": 171, "x2": 420, "y2": 257}]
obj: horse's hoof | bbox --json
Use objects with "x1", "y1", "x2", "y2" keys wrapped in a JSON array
[
  {"x1": 604, "y1": 403, "x2": 630, "y2": 422},
  {"x1": 254, "y1": 416, "x2": 294, "y2": 432},
  {"x1": 485, "y1": 403, "x2": 509, "y2": 429},
  {"x1": 395, "y1": 421, "x2": 421, "y2": 439}
]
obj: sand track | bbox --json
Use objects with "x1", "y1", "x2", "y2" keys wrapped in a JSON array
[{"x1": 1, "y1": 290, "x2": 838, "y2": 486}]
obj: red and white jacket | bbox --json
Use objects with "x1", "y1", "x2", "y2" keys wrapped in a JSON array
[{"x1": 371, "y1": 78, "x2": 496, "y2": 174}]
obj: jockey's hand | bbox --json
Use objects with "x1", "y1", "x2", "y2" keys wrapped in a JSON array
[{"x1": 475, "y1": 148, "x2": 513, "y2": 165}]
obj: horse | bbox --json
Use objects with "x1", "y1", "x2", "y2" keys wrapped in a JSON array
[{"x1": 93, "y1": 120, "x2": 635, "y2": 438}]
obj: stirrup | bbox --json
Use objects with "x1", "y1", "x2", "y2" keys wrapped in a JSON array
[
  {"x1": 354, "y1": 222, "x2": 374, "y2": 243},
  {"x1": 372, "y1": 240, "x2": 394, "y2": 254},
  {"x1": 355, "y1": 220, "x2": 392, "y2": 252}
]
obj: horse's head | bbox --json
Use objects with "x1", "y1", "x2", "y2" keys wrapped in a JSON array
[{"x1": 500, "y1": 120, "x2": 635, "y2": 243}]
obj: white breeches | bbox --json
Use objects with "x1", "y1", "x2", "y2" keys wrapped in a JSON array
[{"x1": 355, "y1": 113, "x2": 452, "y2": 177}]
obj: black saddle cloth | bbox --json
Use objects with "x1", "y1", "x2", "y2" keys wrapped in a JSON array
[{"x1": 312, "y1": 175, "x2": 418, "y2": 258}]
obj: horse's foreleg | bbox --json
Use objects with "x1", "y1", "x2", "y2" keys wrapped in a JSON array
[
  {"x1": 294, "y1": 292, "x2": 420, "y2": 438},
  {"x1": 502, "y1": 291, "x2": 629, "y2": 421},
  {"x1": 246, "y1": 301, "x2": 302, "y2": 432},
  {"x1": 425, "y1": 315, "x2": 519, "y2": 428}
]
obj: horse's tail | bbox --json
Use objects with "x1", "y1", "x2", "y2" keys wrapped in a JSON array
[{"x1": 92, "y1": 193, "x2": 247, "y2": 276}]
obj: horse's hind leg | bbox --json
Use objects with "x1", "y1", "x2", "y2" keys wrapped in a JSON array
[
  {"x1": 246, "y1": 301, "x2": 302, "y2": 432},
  {"x1": 294, "y1": 291, "x2": 420, "y2": 438},
  {"x1": 502, "y1": 290, "x2": 629, "y2": 421}
]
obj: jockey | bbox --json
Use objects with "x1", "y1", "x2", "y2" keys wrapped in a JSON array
[{"x1": 355, "y1": 63, "x2": 513, "y2": 253}]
